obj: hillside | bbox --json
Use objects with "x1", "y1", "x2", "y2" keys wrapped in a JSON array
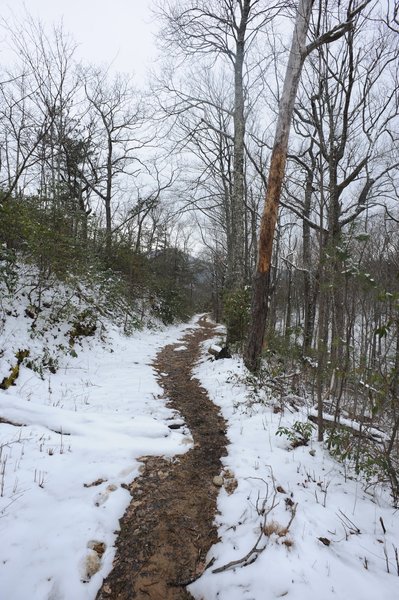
[
  {"x1": 1, "y1": 270, "x2": 398, "y2": 599},
  {"x1": 0, "y1": 267, "x2": 196, "y2": 598},
  {"x1": 190, "y1": 339, "x2": 399, "y2": 600}
]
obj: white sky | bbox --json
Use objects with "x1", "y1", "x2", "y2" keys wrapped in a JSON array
[{"x1": 1, "y1": 0, "x2": 157, "y2": 83}]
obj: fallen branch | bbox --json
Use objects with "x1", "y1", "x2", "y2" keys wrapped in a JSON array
[
  {"x1": 0, "y1": 417, "x2": 70, "y2": 437},
  {"x1": 337, "y1": 510, "x2": 361, "y2": 535},
  {"x1": 212, "y1": 527, "x2": 266, "y2": 573},
  {"x1": 308, "y1": 412, "x2": 387, "y2": 443},
  {"x1": 212, "y1": 500, "x2": 297, "y2": 574},
  {"x1": 212, "y1": 479, "x2": 298, "y2": 574},
  {"x1": 285, "y1": 502, "x2": 298, "y2": 532},
  {"x1": 0, "y1": 417, "x2": 25, "y2": 427}
]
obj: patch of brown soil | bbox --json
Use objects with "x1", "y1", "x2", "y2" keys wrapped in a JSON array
[{"x1": 96, "y1": 315, "x2": 228, "y2": 599}]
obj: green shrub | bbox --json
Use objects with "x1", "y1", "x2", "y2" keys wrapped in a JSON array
[
  {"x1": 326, "y1": 426, "x2": 390, "y2": 482},
  {"x1": 0, "y1": 245, "x2": 18, "y2": 293},
  {"x1": 276, "y1": 420, "x2": 314, "y2": 447},
  {"x1": 223, "y1": 287, "x2": 251, "y2": 347}
]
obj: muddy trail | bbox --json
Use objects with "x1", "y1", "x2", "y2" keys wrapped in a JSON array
[{"x1": 97, "y1": 316, "x2": 228, "y2": 600}]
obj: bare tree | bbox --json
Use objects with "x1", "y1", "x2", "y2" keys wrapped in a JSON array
[
  {"x1": 245, "y1": 0, "x2": 315, "y2": 371},
  {"x1": 155, "y1": 0, "x2": 283, "y2": 298},
  {"x1": 82, "y1": 69, "x2": 149, "y2": 259},
  {"x1": 1, "y1": 16, "x2": 79, "y2": 199},
  {"x1": 386, "y1": 0, "x2": 399, "y2": 32},
  {"x1": 0, "y1": 71, "x2": 50, "y2": 204},
  {"x1": 245, "y1": 0, "x2": 372, "y2": 374}
]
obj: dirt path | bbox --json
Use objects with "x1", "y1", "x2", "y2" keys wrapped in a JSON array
[{"x1": 96, "y1": 316, "x2": 228, "y2": 600}]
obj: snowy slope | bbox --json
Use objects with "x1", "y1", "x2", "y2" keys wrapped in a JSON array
[
  {"x1": 2, "y1": 282, "x2": 399, "y2": 600},
  {"x1": 189, "y1": 333, "x2": 399, "y2": 600},
  {"x1": 0, "y1": 287, "x2": 197, "y2": 599}
]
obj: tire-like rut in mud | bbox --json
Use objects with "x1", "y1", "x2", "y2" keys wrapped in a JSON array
[{"x1": 97, "y1": 316, "x2": 228, "y2": 600}]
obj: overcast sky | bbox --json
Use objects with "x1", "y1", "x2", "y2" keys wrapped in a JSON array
[{"x1": 2, "y1": 0, "x2": 157, "y2": 83}]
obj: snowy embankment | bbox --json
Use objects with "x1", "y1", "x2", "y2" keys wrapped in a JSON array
[
  {"x1": 0, "y1": 294, "x2": 197, "y2": 599},
  {"x1": 190, "y1": 330, "x2": 399, "y2": 600}
]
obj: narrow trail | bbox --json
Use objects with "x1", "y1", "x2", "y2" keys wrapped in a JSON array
[{"x1": 97, "y1": 316, "x2": 228, "y2": 600}]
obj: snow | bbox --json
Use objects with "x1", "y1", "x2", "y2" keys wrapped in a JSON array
[
  {"x1": 1, "y1": 303, "x2": 399, "y2": 600},
  {"x1": 210, "y1": 344, "x2": 223, "y2": 354},
  {"x1": 189, "y1": 339, "x2": 399, "y2": 600},
  {"x1": 307, "y1": 407, "x2": 388, "y2": 442},
  {"x1": 0, "y1": 309, "x2": 197, "y2": 600}
]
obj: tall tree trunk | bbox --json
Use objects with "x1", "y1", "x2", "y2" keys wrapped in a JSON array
[
  {"x1": 245, "y1": 0, "x2": 315, "y2": 372},
  {"x1": 105, "y1": 136, "x2": 113, "y2": 260},
  {"x1": 285, "y1": 264, "x2": 293, "y2": 338},
  {"x1": 227, "y1": 0, "x2": 250, "y2": 291},
  {"x1": 316, "y1": 270, "x2": 328, "y2": 441},
  {"x1": 302, "y1": 157, "x2": 317, "y2": 354}
]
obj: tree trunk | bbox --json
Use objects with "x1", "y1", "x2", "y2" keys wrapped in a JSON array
[
  {"x1": 105, "y1": 135, "x2": 113, "y2": 260},
  {"x1": 302, "y1": 159, "x2": 316, "y2": 354},
  {"x1": 227, "y1": 0, "x2": 250, "y2": 291},
  {"x1": 285, "y1": 264, "x2": 293, "y2": 338},
  {"x1": 316, "y1": 271, "x2": 328, "y2": 442},
  {"x1": 245, "y1": 0, "x2": 315, "y2": 372}
]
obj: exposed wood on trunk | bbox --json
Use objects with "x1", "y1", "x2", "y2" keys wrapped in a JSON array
[
  {"x1": 245, "y1": 0, "x2": 315, "y2": 372},
  {"x1": 245, "y1": 0, "x2": 371, "y2": 372}
]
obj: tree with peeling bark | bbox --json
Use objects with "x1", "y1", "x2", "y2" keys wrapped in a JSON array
[
  {"x1": 244, "y1": 0, "x2": 372, "y2": 378},
  {"x1": 245, "y1": 0, "x2": 316, "y2": 373}
]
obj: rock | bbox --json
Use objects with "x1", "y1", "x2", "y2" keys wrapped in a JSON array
[
  {"x1": 318, "y1": 537, "x2": 331, "y2": 546},
  {"x1": 25, "y1": 307, "x2": 36, "y2": 319},
  {"x1": 215, "y1": 346, "x2": 232, "y2": 359},
  {"x1": 213, "y1": 475, "x2": 224, "y2": 487},
  {"x1": 208, "y1": 345, "x2": 232, "y2": 359},
  {"x1": 209, "y1": 344, "x2": 223, "y2": 356}
]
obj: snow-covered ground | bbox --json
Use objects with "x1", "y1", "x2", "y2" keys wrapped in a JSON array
[
  {"x1": 1, "y1": 304, "x2": 399, "y2": 600},
  {"x1": 0, "y1": 305, "x2": 197, "y2": 600},
  {"x1": 189, "y1": 331, "x2": 399, "y2": 600}
]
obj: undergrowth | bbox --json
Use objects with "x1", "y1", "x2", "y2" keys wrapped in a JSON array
[{"x1": 231, "y1": 350, "x2": 399, "y2": 507}]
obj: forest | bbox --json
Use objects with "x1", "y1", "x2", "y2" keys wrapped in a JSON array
[
  {"x1": 2, "y1": 0, "x2": 399, "y2": 490},
  {"x1": 1, "y1": 1, "x2": 399, "y2": 598}
]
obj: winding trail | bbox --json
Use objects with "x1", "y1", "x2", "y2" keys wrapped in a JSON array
[{"x1": 97, "y1": 316, "x2": 228, "y2": 599}]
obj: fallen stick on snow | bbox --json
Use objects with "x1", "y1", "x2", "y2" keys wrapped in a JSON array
[{"x1": 211, "y1": 493, "x2": 298, "y2": 574}]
